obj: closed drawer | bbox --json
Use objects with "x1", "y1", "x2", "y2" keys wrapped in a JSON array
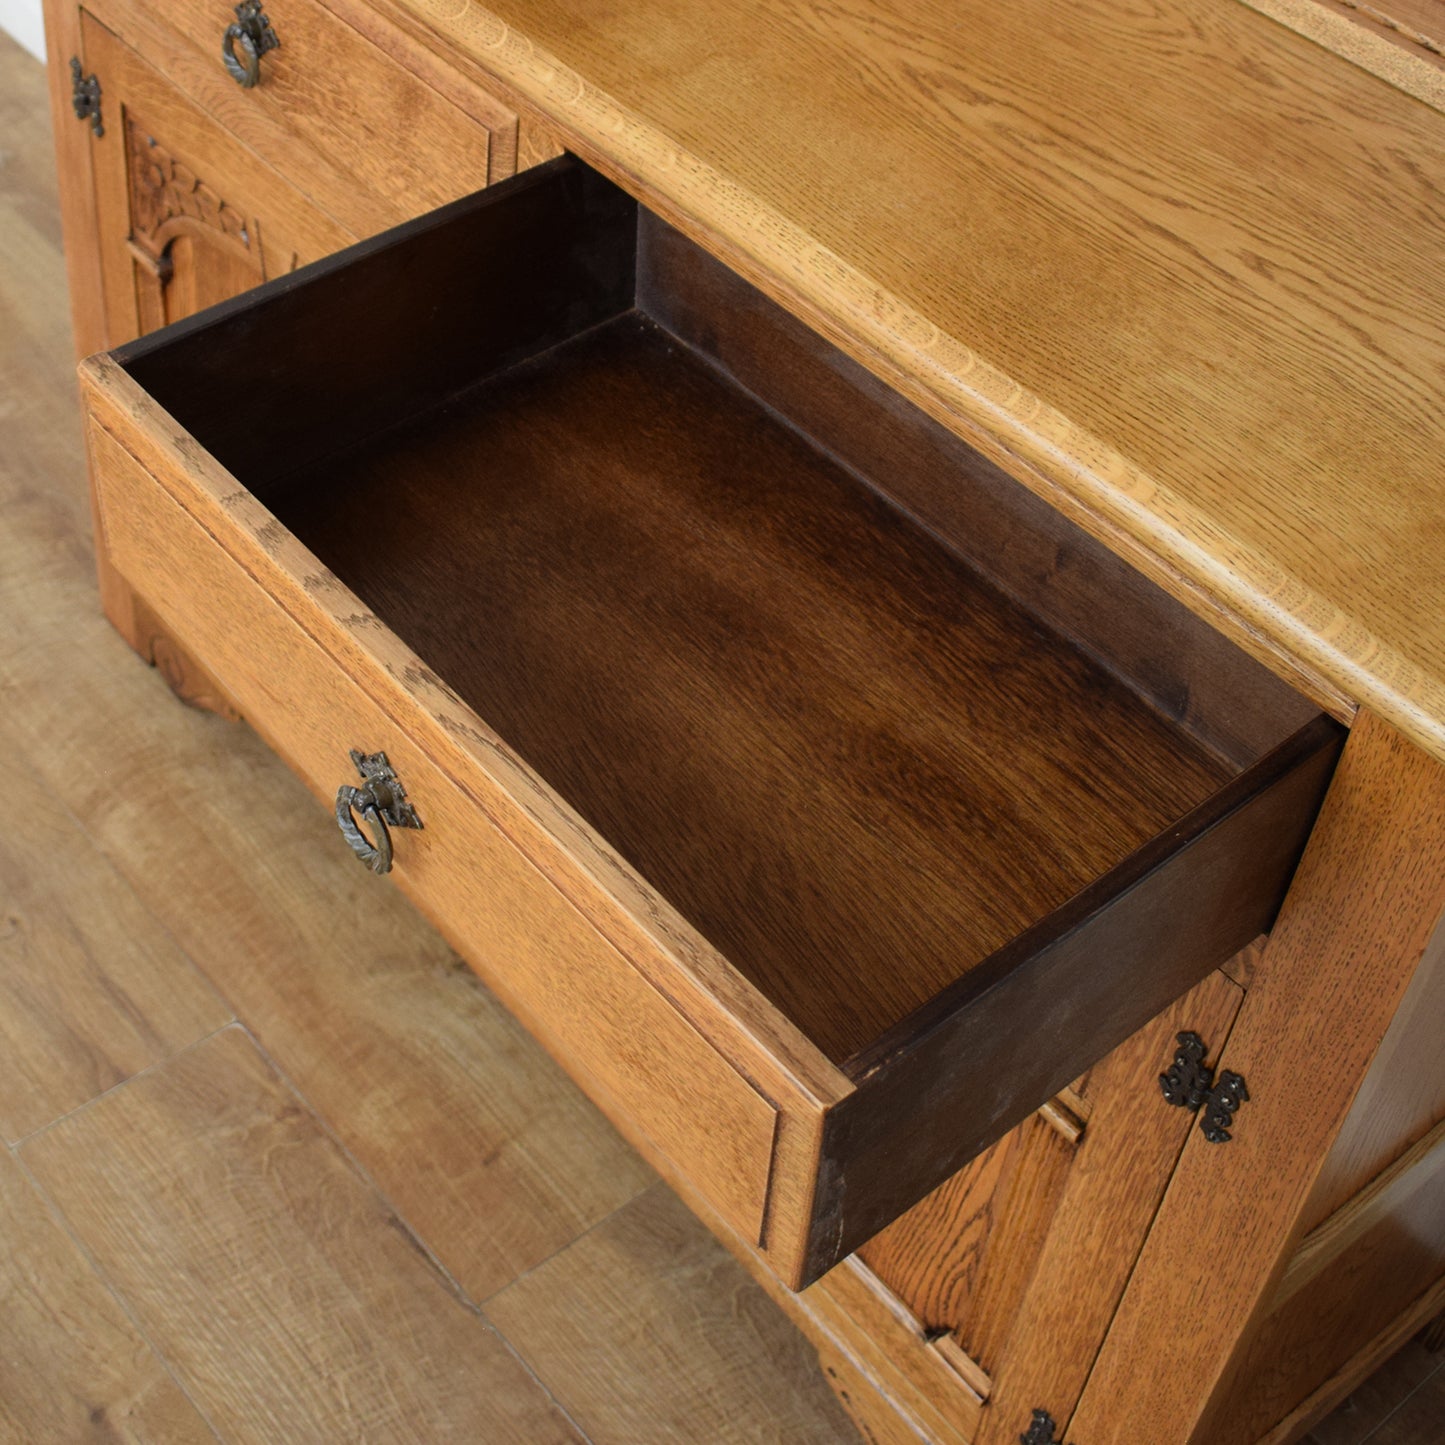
[
  {"x1": 80, "y1": 158, "x2": 1343, "y2": 1290},
  {"x1": 103, "y1": 0, "x2": 515, "y2": 238}
]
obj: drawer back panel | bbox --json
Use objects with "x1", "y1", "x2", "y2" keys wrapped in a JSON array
[{"x1": 118, "y1": 158, "x2": 636, "y2": 486}]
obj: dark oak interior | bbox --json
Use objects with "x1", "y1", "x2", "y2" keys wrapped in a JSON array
[{"x1": 119, "y1": 157, "x2": 1329, "y2": 1069}]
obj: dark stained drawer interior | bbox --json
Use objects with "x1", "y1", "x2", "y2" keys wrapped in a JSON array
[{"x1": 102, "y1": 156, "x2": 1343, "y2": 1285}]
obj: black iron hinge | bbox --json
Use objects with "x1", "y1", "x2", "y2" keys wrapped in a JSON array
[
  {"x1": 1021, "y1": 1408, "x2": 1070, "y2": 1445},
  {"x1": 69, "y1": 58, "x2": 103, "y2": 137},
  {"x1": 1160, "y1": 1030, "x2": 1249, "y2": 1143}
]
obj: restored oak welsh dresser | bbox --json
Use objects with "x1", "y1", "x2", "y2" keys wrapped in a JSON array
[{"x1": 41, "y1": 0, "x2": 1445, "y2": 1439}]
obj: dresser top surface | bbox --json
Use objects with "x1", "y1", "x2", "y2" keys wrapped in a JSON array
[{"x1": 403, "y1": 0, "x2": 1445, "y2": 758}]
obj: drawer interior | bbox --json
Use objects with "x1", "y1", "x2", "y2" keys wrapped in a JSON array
[{"x1": 116, "y1": 157, "x2": 1328, "y2": 1075}]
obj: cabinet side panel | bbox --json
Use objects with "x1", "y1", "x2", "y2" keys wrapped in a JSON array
[
  {"x1": 1301, "y1": 916, "x2": 1445, "y2": 1230},
  {"x1": 1071, "y1": 711, "x2": 1445, "y2": 1445},
  {"x1": 1209, "y1": 1150, "x2": 1445, "y2": 1445},
  {"x1": 42, "y1": 0, "x2": 106, "y2": 358}
]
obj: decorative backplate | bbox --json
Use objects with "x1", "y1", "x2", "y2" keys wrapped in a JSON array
[{"x1": 1021, "y1": 1408, "x2": 1068, "y2": 1445}]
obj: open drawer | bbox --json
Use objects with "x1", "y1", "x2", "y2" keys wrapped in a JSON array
[{"x1": 79, "y1": 156, "x2": 1343, "y2": 1290}]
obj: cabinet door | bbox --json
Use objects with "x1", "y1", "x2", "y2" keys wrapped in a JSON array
[
  {"x1": 845, "y1": 965, "x2": 1246, "y2": 1444},
  {"x1": 78, "y1": 11, "x2": 352, "y2": 346}
]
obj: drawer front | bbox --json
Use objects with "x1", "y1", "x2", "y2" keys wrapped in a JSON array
[
  {"x1": 81, "y1": 15, "x2": 356, "y2": 349},
  {"x1": 102, "y1": 0, "x2": 513, "y2": 238},
  {"x1": 86, "y1": 418, "x2": 778, "y2": 1248}
]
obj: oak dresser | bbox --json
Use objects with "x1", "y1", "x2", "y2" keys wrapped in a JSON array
[{"x1": 40, "y1": 0, "x2": 1445, "y2": 1440}]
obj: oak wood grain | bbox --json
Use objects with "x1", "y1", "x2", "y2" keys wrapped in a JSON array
[
  {"x1": 1073, "y1": 710, "x2": 1445, "y2": 1444},
  {"x1": 277, "y1": 312, "x2": 1229, "y2": 1064},
  {"x1": 0, "y1": 115, "x2": 851, "y2": 1445},
  {"x1": 859, "y1": 970, "x2": 1242, "y2": 1443},
  {"x1": 37, "y1": 1, "x2": 107, "y2": 360},
  {"x1": 405, "y1": 0, "x2": 1445, "y2": 767},
  {"x1": 80, "y1": 15, "x2": 353, "y2": 350},
  {"x1": 0, "y1": 738, "x2": 230, "y2": 1142},
  {"x1": 83, "y1": 158, "x2": 1342, "y2": 1285},
  {"x1": 813, "y1": 1336, "x2": 929, "y2": 1445},
  {"x1": 0, "y1": 1146, "x2": 216, "y2": 1443},
  {"x1": 859, "y1": 1134, "x2": 1023, "y2": 1335},
  {"x1": 1237, "y1": 0, "x2": 1445, "y2": 109},
  {"x1": 1301, "y1": 884, "x2": 1445, "y2": 1232},
  {"x1": 1215, "y1": 1144, "x2": 1445, "y2": 1444},
  {"x1": 971, "y1": 971, "x2": 1244, "y2": 1445},
  {"x1": 98, "y1": 0, "x2": 502, "y2": 235},
  {"x1": 20, "y1": 1027, "x2": 582, "y2": 1443},
  {"x1": 86, "y1": 417, "x2": 781, "y2": 1252},
  {"x1": 638, "y1": 208, "x2": 1320, "y2": 772},
  {"x1": 1283, "y1": 1116, "x2": 1445, "y2": 1309},
  {"x1": 794, "y1": 1261, "x2": 981, "y2": 1445},
  {"x1": 486, "y1": 1183, "x2": 861, "y2": 1444}
]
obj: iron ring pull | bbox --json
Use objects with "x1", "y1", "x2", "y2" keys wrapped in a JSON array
[
  {"x1": 334, "y1": 750, "x2": 423, "y2": 875},
  {"x1": 222, "y1": 1, "x2": 279, "y2": 89},
  {"x1": 335, "y1": 785, "x2": 393, "y2": 874}
]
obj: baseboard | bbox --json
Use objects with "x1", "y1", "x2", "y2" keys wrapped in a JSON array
[{"x1": 0, "y1": 0, "x2": 45, "y2": 60}]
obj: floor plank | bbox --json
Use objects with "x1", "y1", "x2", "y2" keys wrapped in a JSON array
[
  {"x1": 0, "y1": 752, "x2": 231, "y2": 1141},
  {"x1": 20, "y1": 1026, "x2": 582, "y2": 1444},
  {"x1": 486, "y1": 1183, "x2": 861, "y2": 1444},
  {"x1": 0, "y1": 1146, "x2": 216, "y2": 1443},
  {"x1": 1359, "y1": 1365, "x2": 1445, "y2": 1444}
]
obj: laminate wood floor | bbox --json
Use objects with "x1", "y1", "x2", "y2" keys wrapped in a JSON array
[{"x1": 0, "y1": 28, "x2": 1440, "y2": 1445}]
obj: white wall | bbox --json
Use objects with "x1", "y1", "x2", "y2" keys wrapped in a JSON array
[{"x1": 0, "y1": 0, "x2": 46, "y2": 60}]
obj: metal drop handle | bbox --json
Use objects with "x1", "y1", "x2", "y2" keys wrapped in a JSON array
[
  {"x1": 222, "y1": 1, "x2": 280, "y2": 89},
  {"x1": 334, "y1": 750, "x2": 422, "y2": 875}
]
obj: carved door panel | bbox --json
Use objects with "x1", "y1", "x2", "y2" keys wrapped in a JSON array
[
  {"x1": 78, "y1": 11, "x2": 353, "y2": 347},
  {"x1": 842, "y1": 964, "x2": 1248, "y2": 1445}
]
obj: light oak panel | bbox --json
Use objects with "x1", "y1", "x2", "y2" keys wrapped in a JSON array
[
  {"x1": 1290, "y1": 1119, "x2": 1445, "y2": 1304},
  {"x1": 971, "y1": 970, "x2": 1244, "y2": 1444},
  {"x1": 0, "y1": 744, "x2": 230, "y2": 1142},
  {"x1": 81, "y1": 15, "x2": 353, "y2": 349},
  {"x1": 409, "y1": 0, "x2": 1445, "y2": 765},
  {"x1": 79, "y1": 355, "x2": 847, "y2": 1121},
  {"x1": 1301, "y1": 905, "x2": 1445, "y2": 1231},
  {"x1": 796, "y1": 1262, "x2": 981, "y2": 1445},
  {"x1": 1072, "y1": 711, "x2": 1445, "y2": 1443},
  {"x1": 1216, "y1": 1152, "x2": 1445, "y2": 1444},
  {"x1": 0, "y1": 1146, "x2": 215, "y2": 1443},
  {"x1": 812, "y1": 1336, "x2": 930, "y2": 1445},
  {"x1": 86, "y1": 417, "x2": 779, "y2": 1250},
  {"x1": 107, "y1": 0, "x2": 504, "y2": 225},
  {"x1": 1237, "y1": 0, "x2": 1445, "y2": 109},
  {"x1": 486, "y1": 1184, "x2": 861, "y2": 1444},
  {"x1": 21, "y1": 1027, "x2": 582, "y2": 1443},
  {"x1": 39, "y1": 0, "x2": 108, "y2": 360}
]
